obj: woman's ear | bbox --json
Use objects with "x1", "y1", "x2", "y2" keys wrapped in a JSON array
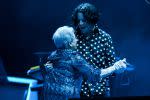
[
  {"x1": 69, "y1": 42, "x2": 73, "y2": 47},
  {"x1": 63, "y1": 40, "x2": 70, "y2": 48}
]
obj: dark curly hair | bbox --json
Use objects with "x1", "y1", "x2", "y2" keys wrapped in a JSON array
[{"x1": 72, "y1": 3, "x2": 100, "y2": 27}]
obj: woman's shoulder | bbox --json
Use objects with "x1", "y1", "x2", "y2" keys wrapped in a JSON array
[
  {"x1": 47, "y1": 49, "x2": 79, "y2": 60},
  {"x1": 47, "y1": 50, "x2": 59, "y2": 61}
]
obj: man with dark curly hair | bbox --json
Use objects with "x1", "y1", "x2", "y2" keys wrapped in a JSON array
[{"x1": 72, "y1": 3, "x2": 118, "y2": 98}]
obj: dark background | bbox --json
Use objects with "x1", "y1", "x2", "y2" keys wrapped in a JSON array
[{"x1": 0, "y1": 0, "x2": 150, "y2": 97}]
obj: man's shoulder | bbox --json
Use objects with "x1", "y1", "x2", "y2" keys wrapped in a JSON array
[{"x1": 98, "y1": 29, "x2": 112, "y2": 39}]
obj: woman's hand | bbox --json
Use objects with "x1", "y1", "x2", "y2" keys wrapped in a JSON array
[{"x1": 113, "y1": 58, "x2": 127, "y2": 74}]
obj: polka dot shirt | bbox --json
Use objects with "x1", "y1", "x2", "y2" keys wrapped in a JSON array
[{"x1": 76, "y1": 29, "x2": 116, "y2": 97}]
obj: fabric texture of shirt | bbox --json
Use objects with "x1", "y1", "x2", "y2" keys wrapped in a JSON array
[
  {"x1": 76, "y1": 28, "x2": 116, "y2": 97},
  {"x1": 42, "y1": 49, "x2": 101, "y2": 100}
]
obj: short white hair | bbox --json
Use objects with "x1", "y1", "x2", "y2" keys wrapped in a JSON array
[{"x1": 52, "y1": 26, "x2": 76, "y2": 48}]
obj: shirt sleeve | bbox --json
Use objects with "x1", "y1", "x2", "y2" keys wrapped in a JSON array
[
  {"x1": 104, "y1": 33, "x2": 117, "y2": 76},
  {"x1": 72, "y1": 53, "x2": 101, "y2": 83}
]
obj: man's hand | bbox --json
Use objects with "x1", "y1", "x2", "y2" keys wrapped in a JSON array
[
  {"x1": 113, "y1": 58, "x2": 127, "y2": 74},
  {"x1": 45, "y1": 61, "x2": 53, "y2": 69}
]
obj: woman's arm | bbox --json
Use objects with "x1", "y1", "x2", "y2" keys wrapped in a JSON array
[{"x1": 72, "y1": 54, "x2": 127, "y2": 81}]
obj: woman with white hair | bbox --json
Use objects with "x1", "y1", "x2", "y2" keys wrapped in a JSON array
[
  {"x1": 42, "y1": 26, "x2": 127, "y2": 100},
  {"x1": 52, "y1": 26, "x2": 77, "y2": 49}
]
